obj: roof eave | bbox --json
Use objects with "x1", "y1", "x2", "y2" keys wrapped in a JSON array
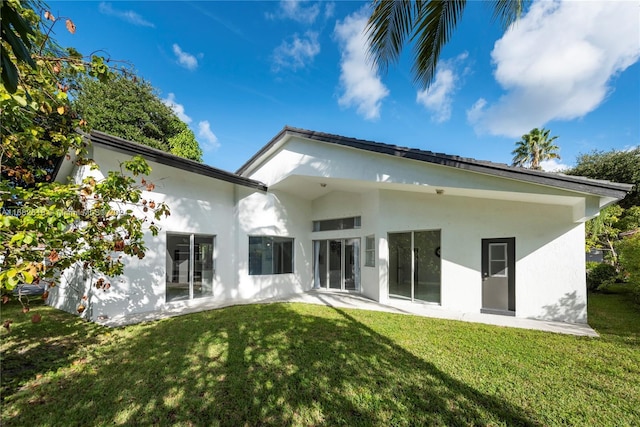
[
  {"x1": 89, "y1": 131, "x2": 268, "y2": 192},
  {"x1": 236, "y1": 126, "x2": 290, "y2": 176}
]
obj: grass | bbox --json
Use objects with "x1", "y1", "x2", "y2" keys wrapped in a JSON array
[{"x1": 1, "y1": 291, "x2": 639, "y2": 426}]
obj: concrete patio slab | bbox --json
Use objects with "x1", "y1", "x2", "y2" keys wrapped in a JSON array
[{"x1": 97, "y1": 290, "x2": 599, "y2": 337}]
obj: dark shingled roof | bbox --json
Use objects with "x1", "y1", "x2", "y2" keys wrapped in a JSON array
[
  {"x1": 89, "y1": 131, "x2": 267, "y2": 191},
  {"x1": 237, "y1": 126, "x2": 632, "y2": 199}
]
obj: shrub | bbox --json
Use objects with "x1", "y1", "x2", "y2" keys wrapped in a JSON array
[
  {"x1": 586, "y1": 263, "x2": 617, "y2": 292},
  {"x1": 618, "y1": 234, "x2": 640, "y2": 302},
  {"x1": 586, "y1": 261, "x2": 600, "y2": 272}
]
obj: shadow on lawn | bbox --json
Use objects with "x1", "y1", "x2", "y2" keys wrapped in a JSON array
[
  {"x1": 3, "y1": 303, "x2": 540, "y2": 426},
  {"x1": 0, "y1": 300, "x2": 106, "y2": 401}
]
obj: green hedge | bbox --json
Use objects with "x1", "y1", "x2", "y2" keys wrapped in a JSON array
[
  {"x1": 586, "y1": 263, "x2": 617, "y2": 292},
  {"x1": 619, "y1": 234, "x2": 640, "y2": 302}
]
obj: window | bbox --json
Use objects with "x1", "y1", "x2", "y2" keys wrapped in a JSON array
[
  {"x1": 365, "y1": 235, "x2": 375, "y2": 267},
  {"x1": 166, "y1": 234, "x2": 215, "y2": 302},
  {"x1": 489, "y1": 243, "x2": 508, "y2": 277},
  {"x1": 313, "y1": 216, "x2": 361, "y2": 232},
  {"x1": 249, "y1": 236, "x2": 294, "y2": 275}
]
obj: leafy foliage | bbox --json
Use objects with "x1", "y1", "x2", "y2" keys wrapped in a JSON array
[
  {"x1": 365, "y1": 0, "x2": 526, "y2": 88},
  {"x1": 567, "y1": 148, "x2": 640, "y2": 295},
  {"x1": 511, "y1": 127, "x2": 560, "y2": 170},
  {"x1": 566, "y1": 148, "x2": 640, "y2": 209},
  {"x1": 585, "y1": 204, "x2": 624, "y2": 262},
  {"x1": 1, "y1": 2, "x2": 169, "y2": 309},
  {"x1": 72, "y1": 74, "x2": 203, "y2": 162},
  {"x1": 618, "y1": 234, "x2": 640, "y2": 302},
  {"x1": 586, "y1": 262, "x2": 617, "y2": 292},
  {"x1": 0, "y1": 0, "x2": 37, "y2": 93},
  {"x1": 616, "y1": 206, "x2": 640, "y2": 231},
  {"x1": 567, "y1": 149, "x2": 640, "y2": 259},
  {"x1": 168, "y1": 120, "x2": 205, "y2": 161}
]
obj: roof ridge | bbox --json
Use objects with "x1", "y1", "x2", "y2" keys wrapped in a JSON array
[{"x1": 283, "y1": 126, "x2": 508, "y2": 167}]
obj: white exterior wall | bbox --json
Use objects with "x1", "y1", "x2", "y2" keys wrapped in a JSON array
[
  {"x1": 47, "y1": 162, "x2": 94, "y2": 318},
  {"x1": 50, "y1": 133, "x2": 594, "y2": 324},
  {"x1": 377, "y1": 190, "x2": 587, "y2": 322},
  {"x1": 50, "y1": 145, "x2": 239, "y2": 321},
  {"x1": 234, "y1": 188, "x2": 313, "y2": 300},
  {"x1": 245, "y1": 136, "x2": 590, "y2": 323},
  {"x1": 360, "y1": 190, "x2": 382, "y2": 302}
]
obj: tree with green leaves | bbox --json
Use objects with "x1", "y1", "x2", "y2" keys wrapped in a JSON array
[
  {"x1": 566, "y1": 148, "x2": 640, "y2": 263},
  {"x1": 511, "y1": 128, "x2": 560, "y2": 170},
  {"x1": 585, "y1": 204, "x2": 625, "y2": 264},
  {"x1": 72, "y1": 74, "x2": 203, "y2": 162},
  {"x1": 1, "y1": 0, "x2": 169, "y2": 315},
  {"x1": 566, "y1": 148, "x2": 639, "y2": 209},
  {"x1": 365, "y1": 0, "x2": 526, "y2": 87},
  {"x1": 618, "y1": 233, "x2": 640, "y2": 301},
  {"x1": 567, "y1": 148, "x2": 640, "y2": 296}
]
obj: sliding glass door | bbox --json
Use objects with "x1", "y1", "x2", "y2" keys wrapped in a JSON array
[
  {"x1": 388, "y1": 230, "x2": 441, "y2": 303},
  {"x1": 388, "y1": 232, "x2": 412, "y2": 298},
  {"x1": 314, "y1": 239, "x2": 360, "y2": 291},
  {"x1": 166, "y1": 233, "x2": 215, "y2": 302}
]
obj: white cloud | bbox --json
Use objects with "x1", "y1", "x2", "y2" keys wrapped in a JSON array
[
  {"x1": 272, "y1": 31, "x2": 321, "y2": 71},
  {"x1": 324, "y1": 2, "x2": 336, "y2": 20},
  {"x1": 416, "y1": 52, "x2": 469, "y2": 123},
  {"x1": 197, "y1": 121, "x2": 220, "y2": 151},
  {"x1": 98, "y1": 2, "x2": 155, "y2": 28},
  {"x1": 540, "y1": 158, "x2": 570, "y2": 173},
  {"x1": 466, "y1": 98, "x2": 487, "y2": 124},
  {"x1": 469, "y1": 0, "x2": 640, "y2": 137},
  {"x1": 172, "y1": 44, "x2": 199, "y2": 70},
  {"x1": 162, "y1": 93, "x2": 192, "y2": 124},
  {"x1": 267, "y1": 0, "x2": 321, "y2": 24},
  {"x1": 160, "y1": 94, "x2": 220, "y2": 151},
  {"x1": 334, "y1": 8, "x2": 389, "y2": 121}
]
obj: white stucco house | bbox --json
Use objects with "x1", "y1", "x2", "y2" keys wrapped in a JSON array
[{"x1": 49, "y1": 127, "x2": 631, "y2": 325}]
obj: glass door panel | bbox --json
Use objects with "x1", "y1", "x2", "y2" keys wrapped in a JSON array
[
  {"x1": 313, "y1": 241, "x2": 327, "y2": 288},
  {"x1": 344, "y1": 239, "x2": 360, "y2": 291},
  {"x1": 388, "y1": 232, "x2": 412, "y2": 298},
  {"x1": 329, "y1": 240, "x2": 342, "y2": 289},
  {"x1": 194, "y1": 236, "x2": 214, "y2": 299},
  {"x1": 414, "y1": 231, "x2": 441, "y2": 303},
  {"x1": 166, "y1": 234, "x2": 215, "y2": 302},
  {"x1": 166, "y1": 234, "x2": 191, "y2": 302}
]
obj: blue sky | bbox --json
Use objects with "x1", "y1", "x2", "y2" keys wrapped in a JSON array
[{"x1": 50, "y1": 1, "x2": 639, "y2": 173}]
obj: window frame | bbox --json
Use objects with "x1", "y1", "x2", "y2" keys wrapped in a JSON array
[
  {"x1": 364, "y1": 235, "x2": 375, "y2": 267},
  {"x1": 248, "y1": 236, "x2": 294, "y2": 275},
  {"x1": 488, "y1": 242, "x2": 508, "y2": 277},
  {"x1": 165, "y1": 232, "x2": 215, "y2": 302},
  {"x1": 312, "y1": 216, "x2": 361, "y2": 232}
]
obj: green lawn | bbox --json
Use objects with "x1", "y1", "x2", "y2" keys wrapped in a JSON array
[{"x1": 2, "y1": 291, "x2": 639, "y2": 426}]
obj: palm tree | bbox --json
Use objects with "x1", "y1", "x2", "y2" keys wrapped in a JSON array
[
  {"x1": 365, "y1": 0, "x2": 526, "y2": 88},
  {"x1": 511, "y1": 128, "x2": 560, "y2": 170}
]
